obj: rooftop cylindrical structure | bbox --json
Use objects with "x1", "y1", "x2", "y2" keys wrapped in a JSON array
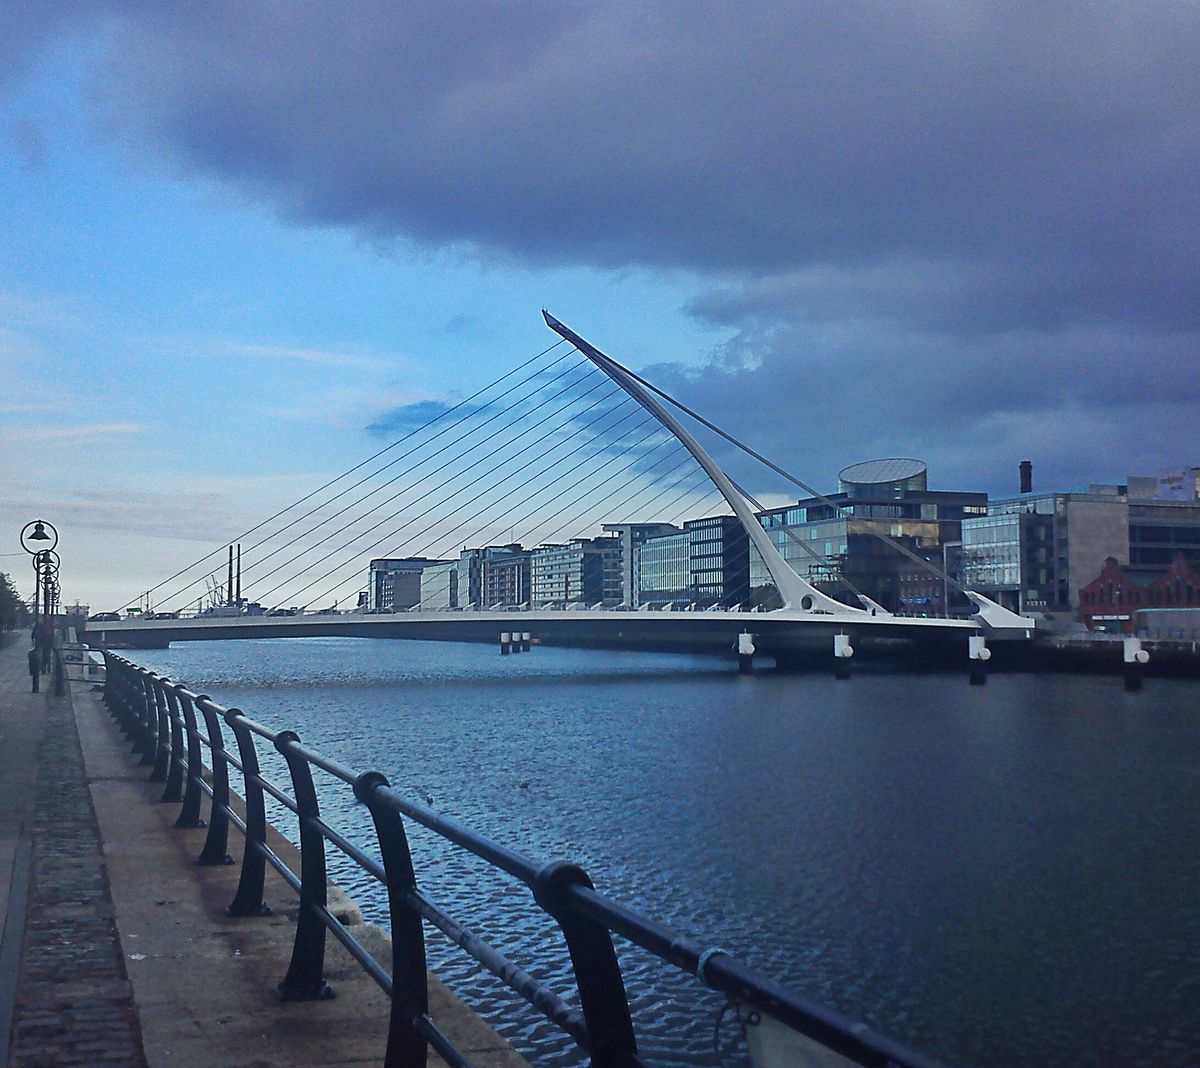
[{"x1": 837, "y1": 458, "x2": 927, "y2": 499}]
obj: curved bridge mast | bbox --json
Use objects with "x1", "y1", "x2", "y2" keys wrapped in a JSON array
[{"x1": 543, "y1": 311, "x2": 867, "y2": 617}]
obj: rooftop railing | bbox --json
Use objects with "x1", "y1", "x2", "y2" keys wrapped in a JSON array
[{"x1": 100, "y1": 651, "x2": 948, "y2": 1068}]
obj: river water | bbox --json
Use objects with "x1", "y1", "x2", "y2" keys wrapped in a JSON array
[{"x1": 131, "y1": 638, "x2": 1200, "y2": 1068}]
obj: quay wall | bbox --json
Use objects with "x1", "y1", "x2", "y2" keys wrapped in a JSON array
[{"x1": 62, "y1": 647, "x2": 527, "y2": 1068}]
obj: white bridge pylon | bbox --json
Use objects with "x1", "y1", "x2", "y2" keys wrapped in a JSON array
[{"x1": 542, "y1": 311, "x2": 1034, "y2": 636}]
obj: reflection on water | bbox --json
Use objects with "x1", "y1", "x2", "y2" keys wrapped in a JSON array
[{"x1": 133, "y1": 638, "x2": 1200, "y2": 1067}]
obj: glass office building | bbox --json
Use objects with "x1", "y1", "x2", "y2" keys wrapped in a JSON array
[
  {"x1": 635, "y1": 530, "x2": 690, "y2": 606},
  {"x1": 756, "y1": 460, "x2": 987, "y2": 611},
  {"x1": 530, "y1": 537, "x2": 622, "y2": 605},
  {"x1": 633, "y1": 515, "x2": 753, "y2": 607}
]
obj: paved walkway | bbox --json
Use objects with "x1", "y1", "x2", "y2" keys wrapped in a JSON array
[
  {"x1": 1, "y1": 636, "x2": 525, "y2": 1068},
  {"x1": 0, "y1": 636, "x2": 146, "y2": 1067}
]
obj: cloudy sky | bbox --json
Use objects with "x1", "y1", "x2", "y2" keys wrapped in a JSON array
[{"x1": 2, "y1": 2, "x2": 1197, "y2": 609}]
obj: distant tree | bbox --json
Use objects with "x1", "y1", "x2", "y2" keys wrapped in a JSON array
[{"x1": 0, "y1": 572, "x2": 30, "y2": 633}]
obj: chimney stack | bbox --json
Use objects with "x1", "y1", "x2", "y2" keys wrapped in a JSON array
[{"x1": 1019, "y1": 459, "x2": 1033, "y2": 495}]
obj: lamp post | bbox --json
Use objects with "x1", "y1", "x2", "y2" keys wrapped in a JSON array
[{"x1": 20, "y1": 519, "x2": 59, "y2": 672}]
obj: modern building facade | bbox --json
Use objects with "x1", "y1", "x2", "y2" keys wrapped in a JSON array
[
  {"x1": 634, "y1": 528, "x2": 690, "y2": 606},
  {"x1": 485, "y1": 551, "x2": 531, "y2": 607},
  {"x1": 602, "y1": 523, "x2": 680, "y2": 606},
  {"x1": 529, "y1": 537, "x2": 622, "y2": 605},
  {"x1": 456, "y1": 544, "x2": 529, "y2": 609},
  {"x1": 961, "y1": 480, "x2": 1200, "y2": 616},
  {"x1": 687, "y1": 515, "x2": 750, "y2": 607},
  {"x1": 756, "y1": 459, "x2": 987, "y2": 612},
  {"x1": 418, "y1": 560, "x2": 458, "y2": 609},
  {"x1": 368, "y1": 557, "x2": 446, "y2": 611},
  {"x1": 632, "y1": 515, "x2": 753, "y2": 607}
]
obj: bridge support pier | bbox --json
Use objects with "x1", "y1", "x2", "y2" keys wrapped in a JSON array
[
  {"x1": 1123, "y1": 637, "x2": 1149, "y2": 691},
  {"x1": 833, "y1": 633, "x2": 853, "y2": 681},
  {"x1": 969, "y1": 635, "x2": 991, "y2": 686},
  {"x1": 500, "y1": 631, "x2": 511, "y2": 655},
  {"x1": 520, "y1": 631, "x2": 531, "y2": 653},
  {"x1": 737, "y1": 632, "x2": 755, "y2": 674}
]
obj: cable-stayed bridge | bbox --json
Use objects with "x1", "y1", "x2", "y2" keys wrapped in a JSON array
[{"x1": 86, "y1": 313, "x2": 1035, "y2": 670}]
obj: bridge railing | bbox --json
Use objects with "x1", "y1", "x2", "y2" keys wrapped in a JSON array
[{"x1": 99, "y1": 651, "x2": 946, "y2": 1068}]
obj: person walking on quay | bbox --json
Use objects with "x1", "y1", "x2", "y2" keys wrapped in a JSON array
[{"x1": 28, "y1": 644, "x2": 40, "y2": 693}]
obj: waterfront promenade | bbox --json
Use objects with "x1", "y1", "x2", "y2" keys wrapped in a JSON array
[{"x1": 0, "y1": 637, "x2": 524, "y2": 1068}]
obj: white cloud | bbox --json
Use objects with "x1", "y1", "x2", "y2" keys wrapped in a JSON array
[
  {"x1": 160, "y1": 336, "x2": 405, "y2": 374},
  {"x1": 6, "y1": 420, "x2": 148, "y2": 443}
]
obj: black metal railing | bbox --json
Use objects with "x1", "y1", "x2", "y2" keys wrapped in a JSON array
[{"x1": 98, "y1": 651, "x2": 947, "y2": 1068}]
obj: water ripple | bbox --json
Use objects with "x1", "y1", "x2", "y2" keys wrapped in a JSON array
[{"x1": 135, "y1": 638, "x2": 1200, "y2": 1068}]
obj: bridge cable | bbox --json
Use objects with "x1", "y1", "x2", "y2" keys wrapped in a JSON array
[
  {"x1": 227, "y1": 363, "x2": 612, "y2": 602},
  {"x1": 155, "y1": 352, "x2": 598, "y2": 610},
  {"x1": 382, "y1": 455, "x2": 725, "y2": 611},
  {"x1": 156, "y1": 348, "x2": 586, "y2": 610},
  {"x1": 249, "y1": 379, "x2": 638, "y2": 609},
  {"x1": 261, "y1": 389, "x2": 657, "y2": 609},
  {"x1": 370, "y1": 427, "x2": 696, "y2": 609},
  {"x1": 297, "y1": 404, "x2": 669, "y2": 611},
  {"x1": 595, "y1": 350, "x2": 971, "y2": 598},
  {"x1": 255, "y1": 389, "x2": 638, "y2": 609},
  {"x1": 386, "y1": 420, "x2": 671, "y2": 591},
  {"x1": 374, "y1": 439, "x2": 700, "y2": 607},
  {"x1": 162, "y1": 347, "x2": 583, "y2": 606},
  {"x1": 274, "y1": 399, "x2": 653, "y2": 611},
  {"x1": 121, "y1": 338, "x2": 569, "y2": 612}
]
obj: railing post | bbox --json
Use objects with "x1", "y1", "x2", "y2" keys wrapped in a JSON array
[
  {"x1": 125, "y1": 668, "x2": 142, "y2": 739},
  {"x1": 161, "y1": 684, "x2": 185, "y2": 802},
  {"x1": 354, "y1": 772, "x2": 428, "y2": 1068},
  {"x1": 101, "y1": 651, "x2": 116, "y2": 712},
  {"x1": 148, "y1": 676, "x2": 171, "y2": 782},
  {"x1": 109, "y1": 657, "x2": 137, "y2": 738},
  {"x1": 195, "y1": 696, "x2": 234, "y2": 866},
  {"x1": 274, "y1": 730, "x2": 333, "y2": 1001},
  {"x1": 224, "y1": 710, "x2": 271, "y2": 917},
  {"x1": 102, "y1": 653, "x2": 124, "y2": 723},
  {"x1": 531, "y1": 861, "x2": 639, "y2": 1068},
  {"x1": 175, "y1": 692, "x2": 207, "y2": 829},
  {"x1": 134, "y1": 673, "x2": 157, "y2": 764}
]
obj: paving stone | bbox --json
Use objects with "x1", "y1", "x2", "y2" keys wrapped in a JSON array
[{"x1": 0, "y1": 641, "x2": 147, "y2": 1067}]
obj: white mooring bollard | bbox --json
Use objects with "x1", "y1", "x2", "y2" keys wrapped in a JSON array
[
  {"x1": 833, "y1": 633, "x2": 853, "y2": 680},
  {"x1": 968, "y1": 634, "x2": 991, "y2": 686},
  {"x1": 1123, "y1": 636, "x2": 1150, "y2": 691}
]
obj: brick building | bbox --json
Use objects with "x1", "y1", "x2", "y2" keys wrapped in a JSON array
[{"x1": 1079, "y1": 553, "x2": 1200, "y2": 632}]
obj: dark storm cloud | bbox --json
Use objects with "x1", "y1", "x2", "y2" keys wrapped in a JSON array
[
  {"x1": 85, "y1": 2, "x2": 1198, "y2": 330},
  {"x1": 650, "y1": 314, "x2": 1200, "y2": 498},
  {"x1": 25, "y1": 2, "x2": 1200, "y2": 491},
  {"x1": 0, "y1": 4, "x2": 92, "y2": 90}
]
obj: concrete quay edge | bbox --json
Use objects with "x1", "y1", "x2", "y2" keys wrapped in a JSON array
[{"x1": 65, "y1": 649, "x2": 529, "y2": 1068}]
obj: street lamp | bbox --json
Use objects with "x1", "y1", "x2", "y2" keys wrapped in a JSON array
[{"x1": 20, "y1": 519, "x2": 59, "y2": 672}]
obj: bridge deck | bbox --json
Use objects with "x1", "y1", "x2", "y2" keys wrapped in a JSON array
[{"x1": 82, "y1": 607, "x2": 1031, "y2": 656}]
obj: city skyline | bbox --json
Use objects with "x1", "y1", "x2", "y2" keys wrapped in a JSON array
[{"x1": 3, "y1": 4, "x2": 1197, "y2": 609}]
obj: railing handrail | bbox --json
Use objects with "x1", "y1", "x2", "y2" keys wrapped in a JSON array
[{"x1": 97, "y1": 650, "x2": 949, "y2": 1068}]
